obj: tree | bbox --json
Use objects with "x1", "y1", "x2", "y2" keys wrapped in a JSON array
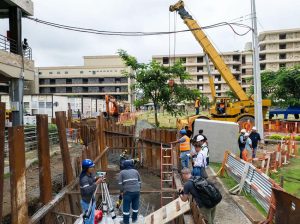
[
  {"x1": 250, "y1": 66, "x2": 300, "y2": 107},
  {"x1": 118, "y1": 50, "x2": 200, "y2": 127}
]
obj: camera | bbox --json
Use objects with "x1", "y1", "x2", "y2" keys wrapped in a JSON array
[{"x1": 96, "y1": 171, "x2": 106, "y2": 177}]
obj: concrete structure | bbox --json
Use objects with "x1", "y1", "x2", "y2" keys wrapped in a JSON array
[
  {"x1": 153, "y1": 46, "x2": 253, "y2": 101},
  {"x1": 259, "y1": 28, "x2": 300, "y2": 71},
  {"x1": 193, "y1": 119, "x2": 239, "y2": 162},
  {"x1": 37, "y1": 55, "x2": 133, "y2": 103}
]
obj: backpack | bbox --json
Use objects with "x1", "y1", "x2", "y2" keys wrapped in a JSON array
[{"x1": 192, "y1": 177, "x2": 222, "y2": 208}]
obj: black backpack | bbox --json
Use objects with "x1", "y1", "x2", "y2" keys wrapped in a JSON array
[{"x1": 192, "y1": 177, "x2": 222, "y2": 208}]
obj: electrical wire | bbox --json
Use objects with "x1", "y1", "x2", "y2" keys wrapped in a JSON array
[{"x1": 26, "y1": 17, "x2": 252, "y2": 37}]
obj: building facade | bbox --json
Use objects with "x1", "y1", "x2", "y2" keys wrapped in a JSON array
[
  {"x1": 259, "y1": 28, "x2": 300, "y2": 71},
  {"x1": 37, "y1": 55, "x2": 133, "y2": 103}
]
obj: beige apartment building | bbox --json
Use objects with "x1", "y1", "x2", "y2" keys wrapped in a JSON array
[
  {"x1": 153, "y1": 28, "x2": 300, "y2": 101},
  {"x1": 259, "y1": 28, "x2": 300, "y2": 71},
  {"x1": 37, "y1": 55, "x2": 133, "y2": 103},
  {"x1": 153, "y1": 44, "x2": 253, "y2": 101}
]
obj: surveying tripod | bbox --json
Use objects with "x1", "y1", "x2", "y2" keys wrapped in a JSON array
[{"x1": 99, "y1": 181, "x2": 117, "y2": 223}]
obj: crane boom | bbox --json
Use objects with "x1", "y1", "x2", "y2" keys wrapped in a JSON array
[{"x1": 170, "y1": 0, "x2": 249, "y2": 101}]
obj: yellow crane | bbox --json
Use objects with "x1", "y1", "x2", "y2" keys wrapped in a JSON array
[{"x1": 170, "y1": 1, "x2": 271, "y2": 130}]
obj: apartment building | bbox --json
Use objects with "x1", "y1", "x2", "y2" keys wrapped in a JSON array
[
  {"x1": 37, "y1": 55, "x2": 133, "y2": 103},
  {"x1": 153, "y1": 45, "x2": 253, "y2": 101},
  {"x1": 259, "y1": 28, "x2": 300, "y2": 71}
]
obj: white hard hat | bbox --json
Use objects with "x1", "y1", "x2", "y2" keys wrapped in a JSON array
[
  {"x1": 240, "y1": 129, "x2": 246, "y2": 133},
  {"x1": 196, "y1": 135, "x2": 205, "y2": 142},
  {"x1": 252, "y1": 126, "x2": 257, "y2": 130},
  {"x1": 244, "y1": 132, "x2": 250, "y2": 137}
]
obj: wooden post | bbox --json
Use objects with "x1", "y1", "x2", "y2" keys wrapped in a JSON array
[
  {"x1": 55, "y1": 111, "x2": 74, "y2": 184},
  {"x1": 67, "y1": 103, "x2": 72, "y2": 128},
  {"x1": 0, "y1": 103, "x2": 5, "y2": 220},
  {"x1": 36, "y1": 115, "x2": 52, "y2": 222},
  {"x1": 99, "y1": 114, "x2": 108, "y2": 170},
  {"x1": 9, "y1": 126, "x2": 28, "y2": 224}
]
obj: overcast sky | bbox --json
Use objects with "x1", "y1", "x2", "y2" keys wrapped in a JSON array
[{"x1": 1, "y1": 0, "x2": 299, "y2": 67}]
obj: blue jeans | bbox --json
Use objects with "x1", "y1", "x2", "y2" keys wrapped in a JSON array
[
  {"x1": 81, "y1": 199, "x2": 96, "y2": 224},
  {"x1": 252, "y1": 147, "x2": 257, "y2": 158},
  {"x1": 123, "y1": 191, "x2": 140, "y2": 224},
  {"x1": 195, "y1": 107, "x2": 200, "y2": 115},
  {"x1": 180, "y1": 151, "x2": 190, "y2": 168},
  {"x1": 192, "y1": 167, "x2": 201, "y2": 177}
]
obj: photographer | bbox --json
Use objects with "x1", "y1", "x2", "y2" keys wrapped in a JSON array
[
  {"x1": 118, "y1": 160, "x2": 141, "y2": 224},
  {"x1": 80, "y1": 159, "x2": 104, "y2": 224}
]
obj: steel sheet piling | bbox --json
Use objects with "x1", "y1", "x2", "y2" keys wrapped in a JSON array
[{"x1": 9, "y1": 126, "x2": 28, "y2": 224}]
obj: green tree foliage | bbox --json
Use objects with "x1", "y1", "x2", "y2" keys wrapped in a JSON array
[
  {"x1": 250, "y1": 66, "x2": 300, "y2": 107},
  {"x1": 118, "y1": 50, "x2": 200, "y2": 126}
]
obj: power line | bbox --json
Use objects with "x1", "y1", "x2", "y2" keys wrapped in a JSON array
[{"x1": 26, "y1": 17, "x2": 252, "y2": 37}]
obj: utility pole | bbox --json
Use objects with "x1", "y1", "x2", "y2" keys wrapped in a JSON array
[{"x1": 251, "y1": 0, "x2": 264, "y2": 139}]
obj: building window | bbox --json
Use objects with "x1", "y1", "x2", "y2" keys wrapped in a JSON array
[
  {"x1": 279, "y1": 33, "x2": 286, "y2": 40},
  {"x1": 279, "y1": 63, "x2": 286, "y2": 68},
  {"x1": 83, "y1": 87, "x2": 88, "y2": 92},
  {"x1": 180, "y1": 57, "x2": 186, "y2": 63},
  {"x1": 92, "y1": 71, "x2": 96, "y2": 75},
  {"x1": 197, "y1": 75, "x2": 203, "y2": 82},
  {"x1": 99, "y1": 87, "x2": 104, "y2": 92},
  {"x1": 66, "y1": 87, "x2": 72, "y2": 93},
  {"x1": 50, "y1": 79, "x2": 56, "y2": 85},
  {"x1": 39, "y1": 79, "x2": 45, "y2": 85},
  {"x1": 66, "y1": 79, "x2": 72, "y2": 84},
  {"x1": 80, "y1": 71, "x2": 84, "y2": 74},
  {"x1": 38, "y1": 72, "x2": 42, "y2": 75},
  {"x1": 242, "y1": 68, "x2": 246, "y2": 74},
  {"x1": 215, "y1": 84, "x2": 221, "y2": 90},
  {"x1": 99, "y1": 78, "x2": 104, "y2": 83},
  {"x1": 83, "y1": 78, "x2": 88, "y2": 84},
  {"x1": 234, "y1": 75, "x2": 240, "y2": 81},
  {"x1": 279, "y1": 53, "x2": 286, "y2": 60},
  {"x1": 49, "y1": 72, "x2": 53, "y2": 74},
  {"x1": 57, "y1": 71, "x2": 60, "y2": 74},
  {"x1": 197, "y1": 84, "x2": 203, "y2": 90},
  {"x1": 163, "y1": 57, "x2": 169, "y2": 64},
  {"x1": 260, "y1": 45, "x2": 266, "y2": 51},
  {"x1": 232, "y1": 65, "x2": 240, "y2": 71},
  {"x1": 50, "y1": 87, "x2": 55, "y2": 93},
  {"x1": 259, "y1": 54, "x2": 266, "y2": 61},
  {"x1": 260, "y1": 64, "x2": 266, "y2": 70},
  {"x1": 242, "y1": 56, "x2": 246, "y2": 64},
  {"x1": 115, "y1": 78, "x2": 121, "y2": 83},
  {"x1": 197, "y1": 66, "x2": 203, "y2": 72},
  {"x1": 65, "y1": 71, "x2": 68, "y2": 74},
  {"x1": 279, "y1": 44, "x2": 286, "y2": 49},
  {"x1": 232, "y1": 55, "x2": 240, "y2": 61},
  {"x1": 216, "y1": 93, "x2": 221, "y2": 96},
  {"x1": 215, "y1": 75, "x2": 221, "y2": 82},
  {"x1": 197, "y1": 56, "x2": 203, "y2": 63},
  {"x1": 116, "y1": 87, "x2": 120, "y2": 92}
]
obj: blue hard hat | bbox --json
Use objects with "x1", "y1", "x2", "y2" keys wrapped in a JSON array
[
  {"x1": 179, "y1": 129, "x2": 187, "y2": 135},
  {"x1": 82, "y1": 159, "x2": 95, "y2": 169}
]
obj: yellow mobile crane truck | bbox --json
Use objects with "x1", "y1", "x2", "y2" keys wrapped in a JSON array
[{"x1": 170, "y1": 1, "x2": 271, "y2": 130}]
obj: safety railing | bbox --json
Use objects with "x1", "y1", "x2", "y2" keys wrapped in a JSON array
[
  {"x1": 218, "y1": 151, "x2": 284, "y2": 212},
  {"x1": 0, "y1": 34, "x2": 32, "y2": 60}
]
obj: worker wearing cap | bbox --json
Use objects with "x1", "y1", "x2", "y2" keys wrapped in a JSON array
[
  {"x1": 249, "y1": 126, "x2": 261, "y2": 158},
  {"x1": 170, "y1": 129, "x2": 191, "y2": 168},
  {"x1": 80, "y1": 159, "x2": 104, "y2": 224},
  {"x1": 238, "y1": 129, "x2": 246, "y2": 159},
  {"x1": 195, "y1": 97, "x2": 201, "y2": 115},
  {"x1": 242, "y1": 133, "x2": 253, "y2": 162},
  {"x1": 118, "y1": 160, "x2": 141, "y2": 224},
  {"x1": 190, "y1": 135, "x2": 207, "y2": 177}
]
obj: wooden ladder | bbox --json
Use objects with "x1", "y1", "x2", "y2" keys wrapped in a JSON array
[{"x1": 160, "y1": 144, "x2": 174, "y2": 206}]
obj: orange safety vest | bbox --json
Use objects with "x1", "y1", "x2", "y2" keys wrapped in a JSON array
[
  {"x1": 180, "y1": 135, "x2": 191, "y2": 151},
  {"x1": 195, "y1": 100, "x2": 200, "y2": 108}
]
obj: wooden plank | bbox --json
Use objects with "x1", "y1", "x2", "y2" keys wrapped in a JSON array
[
  {"x1": 36, "y1": 114, "x2": 52, "y2": 223},
  {"x1": 144, "y1": 197, "x2": 190, "y2": 224},
  {"x1": 9, "y1": 126, "x2": 28, "y2": 224},
  {"x1": 0, "y1": 102, "x2": 5, "y2": 220}
]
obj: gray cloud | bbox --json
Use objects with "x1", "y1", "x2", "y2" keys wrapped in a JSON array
[{"x1": 1, "y1": 0, "x2": 299, "y2": 67}]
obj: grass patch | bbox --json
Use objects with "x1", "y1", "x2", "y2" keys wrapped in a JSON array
[
  {"x1": 4, "y1": 172, "x2": 10, "y2": 179},
  {"x1": 210, "y1": 162, "x2": 267, "y2": 216},
  {"x1": 269, "y1": 157, "x2": 300, "y2": 198}
]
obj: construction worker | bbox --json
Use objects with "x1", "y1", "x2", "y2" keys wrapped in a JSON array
[
  {"x1": 238, "y1": 129, "x2": 246, "y2": 159},
  {"x1": 118, "y1": 160, "x2": 141, "y2": 224},
  {"x1": 170, "y1": 129, "x2": 191, "y2": 168},
  {"x1": 249, "y1": 126, "x2": 261, "y2": 158},
  {"x1": 242, "y1": 132, "x2": 253, "y2": 162},
  {"x1": 185, "y1": 125, "x2": 193, "y2": 138},
  {"x1": 80, "y1": 159, "x2": 104, "y2": 224},
  {"x1": 190, "y1": 135, "x2": 207, "y2": 177},
  {"x1": 179, "y1": 168, "x2": 217, "y2": 224},
  {"x1": 195, "y1": 97, "x2": 201, "y2": 115}
]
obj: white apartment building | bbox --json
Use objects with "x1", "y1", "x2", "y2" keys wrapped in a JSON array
[{"x1": 37, "y1": 55, "x2": 133, "y2": 103}]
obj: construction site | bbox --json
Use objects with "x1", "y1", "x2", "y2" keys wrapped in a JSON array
[{"x1": 1, "y1": 0, "x2": 300, "y2": 224}]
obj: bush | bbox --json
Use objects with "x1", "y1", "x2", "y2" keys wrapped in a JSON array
[
  {"x1": 269, "y1": 134, "x2": 285, "y2": 140},
  {"x1": 48, "y1": 124, "x2": 58, "y2": 132}
]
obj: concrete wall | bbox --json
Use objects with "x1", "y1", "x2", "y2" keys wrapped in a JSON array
[{"x1": 193, "y1": 119, "x2": 239, "y2": 163}]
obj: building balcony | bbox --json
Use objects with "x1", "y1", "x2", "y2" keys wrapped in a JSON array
[
  {"x1": 0, "y1": 34, "x2": 34, "y2": 81},
  {"x1": 51, "y1": 92, "x2": 129, "y2": 96},
  {"x1": 39, "y1": 83, "x2": 128, "y2": 87},
  {"x1": 0, "y1": 0, "x2": 34, "y2": 18},
  {"x1": 259, "y1": 58, "x2": 300, "y2": 64},
  {"x1": 259, "y1": 48, "x2": 300, "y2": 54},
  {"x1": 259, "y1": 38, "x2": 300, "y2": 45}
]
